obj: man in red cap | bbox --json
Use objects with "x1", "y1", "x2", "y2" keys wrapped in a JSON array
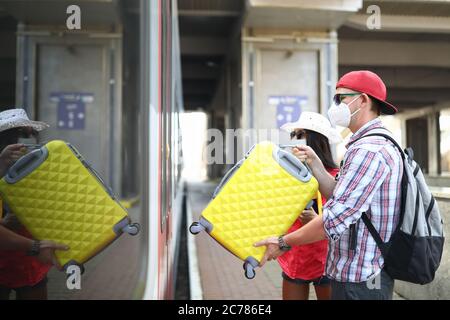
[{"x1": 255, "y1": 70, "x2": 403, "y2": 300}]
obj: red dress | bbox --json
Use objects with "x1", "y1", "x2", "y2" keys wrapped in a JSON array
[
  {"x1": 0, "y1": 208, "x2": 51, "y2": 289},
  {"x1": 277, "y1": 167, "x2": 339, "y2": 281}
]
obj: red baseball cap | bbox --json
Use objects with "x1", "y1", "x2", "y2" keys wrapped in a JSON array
[{"x1": 336, "y1": 70, "x2": 398, "y2": 115}]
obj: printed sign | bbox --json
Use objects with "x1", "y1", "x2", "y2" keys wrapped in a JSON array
[
  {"x1": 268, "y1": 95, "x2": 308, "y2": 128},
  {"x1": 50, "y1": 92, "x2": 94, "y2": 130}
]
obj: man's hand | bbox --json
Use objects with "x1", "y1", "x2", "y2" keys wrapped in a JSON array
[
  {"x1": 299, "y1": 208, "x2": 318, "y2": 225},
  {"x1": 36, "y1": 240, "x2": 70, "y2": 269},
  {"x1": 0, "y1": 144, "x2": 26, "y2": 176},
  {"x1": 253, "y1": 237, "x2": 283, "y2": 267}
]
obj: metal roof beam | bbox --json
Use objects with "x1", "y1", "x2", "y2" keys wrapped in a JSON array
[
  {"x1": 178, "y1": 10, "x2": 240, "y2": 17},
  {"x1": 339, "y1": 39, "x2": 450, "y2": 68},
  {"x1": 180, "y1": 36, "x2": 228, "y2": 56},
  {"x1": 346, "y1": 14, "x2": 450, "y2": 33},
  {"x1": 339, "y1": 65, "x2": 450, "y2": 88}
]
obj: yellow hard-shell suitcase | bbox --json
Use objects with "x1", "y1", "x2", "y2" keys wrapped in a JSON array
[
  {"x1": 189, "y1": 141, "x2": 320, "y2": 279},
  {"x1": 0, "y1": 140, "x2": 140, "y2": 271}
]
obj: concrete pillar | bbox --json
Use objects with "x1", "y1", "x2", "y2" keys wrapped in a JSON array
[{"x1": 428, "y1": 111, "x2": 441, "y2": 176}]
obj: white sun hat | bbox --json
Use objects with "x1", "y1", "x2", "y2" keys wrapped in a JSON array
[
  {"x1": 280, "y1": 111, "x2": 342, "y2": 144},
  {"x1": 0, "y1": 108, "x2": 49, "y2": 133}
]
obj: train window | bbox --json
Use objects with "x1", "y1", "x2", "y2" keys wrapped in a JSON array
[
  {"x1": 0, "y1": 0, "x2": 185, "y2": 300},
  {"x1": 160, "y1": 0, "x2": 173, "y2": 232},
  {"x1": 160, "y1": 0, "x2": 167, "y2": 232},
  {"x1": 177, "y1": 98, "x2": 183, "y2": 185},
  {"x1": 0, "y1": 0, "x2": 160, "y2": 299},
  {"x1": 166, "y1": 0, "x2": 173, "y2": 224},
  {"x1": 172, "y1": 89, "x2": 181, "y2": 199}
]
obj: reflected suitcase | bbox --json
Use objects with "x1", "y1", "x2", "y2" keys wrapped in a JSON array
[
  {"x1": 0, "y1": 140, "x2": 140, "y2": 271},
  {"x1": 189, "y1": 141, "x2": 320, "y2": 279}
]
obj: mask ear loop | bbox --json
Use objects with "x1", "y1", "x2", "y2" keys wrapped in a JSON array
[
  {"x1": 346, "y1": 94, "x2": 362, "y2": 107},
  {"x1": 347, "y1": 94, "x2": 362, "y2": 117},
  {"x1": 350, "y1": 108, "x2": 361, "y2": 117}
]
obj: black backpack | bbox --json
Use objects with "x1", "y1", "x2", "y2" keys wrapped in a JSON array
[{"x1": 351, "y1": 128, "x2": 445, "y2": 284}]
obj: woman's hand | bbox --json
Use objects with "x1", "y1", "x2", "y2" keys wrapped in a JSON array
[
  {"x1": 299, "y1": 208, "x2": 318, "y2": 225},
  {"x1": 253, "y1": 237, "x2": 284, "y2": 267},
  {"x1": 0, "y1": 144, "x2": 26, "y2": 177},
  {"x1": 1, "y1": 213, "x2": 22, "y2": 232}
]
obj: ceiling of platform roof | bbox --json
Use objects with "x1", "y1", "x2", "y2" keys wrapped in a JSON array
[
  {"x1": 0, "y1": 0, "x2": 120, "y2": 27},
  {"x1": 338, "y1": 0, "x2": 450, "y2": 113},
  {"x1": 243, "y1": 0, "x2": 363, "y2": 30}
]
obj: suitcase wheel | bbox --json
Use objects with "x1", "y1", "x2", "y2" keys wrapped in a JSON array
[
  {"x1": 189, "y1": 222, "x2": 204, "y2": 235},
  {"x1": 122, "y1": 223, "x2": 141, "y2": 236},
  {"x1": 243, "y1": 262, "x2": 256, "y2": 280}
]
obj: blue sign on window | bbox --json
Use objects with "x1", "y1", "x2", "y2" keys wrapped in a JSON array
[
  {"x1": 50, "y1": 92, "x2": 94, "y2": 130},
  {"x1": 268, "y1": 95, "x2": 308, "y2": 128}
]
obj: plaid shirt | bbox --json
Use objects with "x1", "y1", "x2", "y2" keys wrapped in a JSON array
[{"x1": 322, "y1": 118, "x2": 403, "y2": 283}]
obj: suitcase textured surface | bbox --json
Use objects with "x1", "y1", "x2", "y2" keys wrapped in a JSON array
[
  {"x1": 191, "y1": 141, "x2": 319, "y2": 278},
  {"x1": 0, "y1": 140, "x2": 135, "y2": 268}
]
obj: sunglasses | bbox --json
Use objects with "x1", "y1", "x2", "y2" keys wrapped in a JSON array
[
  {"x1": 333, "y1": 93, "x2": 361, "y2": 106},
  {"x1": 16, "y1": 127, "x2": 38, "y2": 138},
  {"x1": 290, "y1": 130, "x2": 306, "y2": 140}
]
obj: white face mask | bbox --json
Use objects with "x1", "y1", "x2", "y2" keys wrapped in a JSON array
[{"x1": 327, "y1": 95, "x2": 361, "y2": 128}]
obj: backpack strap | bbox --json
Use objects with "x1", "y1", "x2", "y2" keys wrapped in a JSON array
[
  {"x1": 361, "y1": 211, "x2": 388, "y2": 257},
  {"x1": 347, "y1": 128, "x2": 406, "y2": 160},
  {"x1": 349, "y1": 128, "x2": 406, "y2": 259}
]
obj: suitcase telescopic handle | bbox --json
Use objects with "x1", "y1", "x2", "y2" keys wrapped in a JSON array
[
  {"x1": 278, "y1": 142, "x2": 312, "y2": 172},
  {"x1": 5, "y1": 147, "x2": 49, "y2": 184},
  {"x1": 212, "y1": 159, "x2": 244, "y2": 198},
  {"x1": 66, "y1": 143, "x2": 118, "y2": 203},
  {"x1": 274, "y1": 147, "x2": 311, "y2": 182},
  {"x1": 279, "y1": 139, "x2": 306, "y2": 149},
  {"x1": 82, "y1": 159, "x2": 116, "y2": 199}
]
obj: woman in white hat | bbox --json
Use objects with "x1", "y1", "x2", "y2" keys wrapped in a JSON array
[
  {"x1": 0, "y1": 108, "x2": 68, "y2": 300},
  {"x1": 277, "y1": 111, "x2": 341, "y2": 300}
]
